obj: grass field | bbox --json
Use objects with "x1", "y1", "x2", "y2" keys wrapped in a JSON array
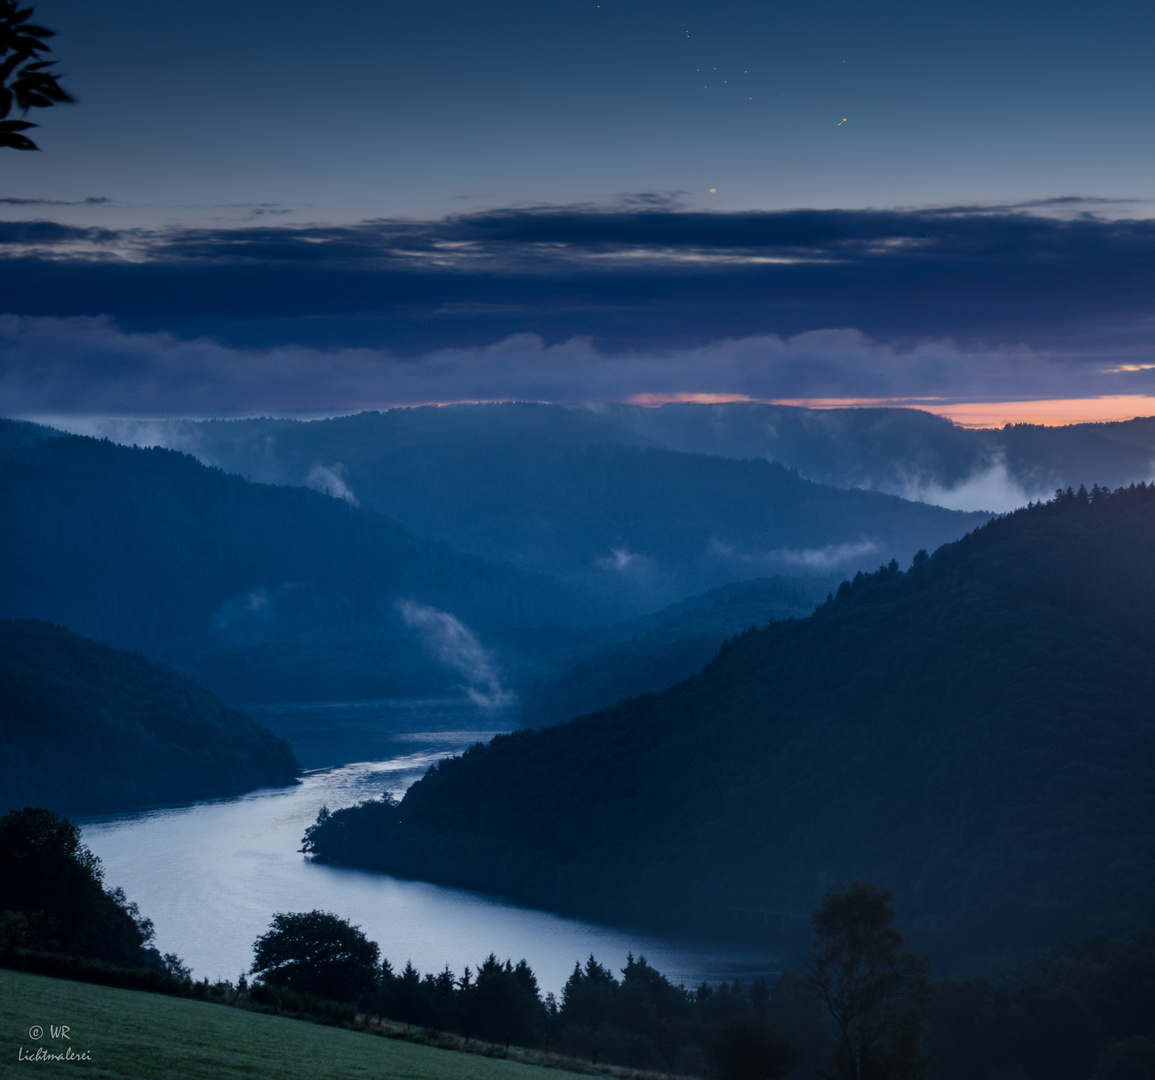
[{"x1": 0, "y1": 968, "x2": 567, "y2": 1080}]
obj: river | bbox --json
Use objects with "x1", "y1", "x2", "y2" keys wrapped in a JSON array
[{"x1": 79, "y1": 698, "x2": 773, "y2": 996}]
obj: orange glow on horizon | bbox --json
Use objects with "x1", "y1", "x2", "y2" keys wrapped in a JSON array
[
  {"x1": 765, "y1": 396, "x2": 946, "y2": 409},
  {"x1": 627, "y1": 392, "x2": 755, "y2": 406},
  {"x1": 273, "y1": 393, "x2": 1155, "y2": 429},
  {"x1": 920, "y1": 395, "x2": 1155, "y2": 428},
  {"x1": 626, "y1": 393, "x2": 1155, "y2": 428}
]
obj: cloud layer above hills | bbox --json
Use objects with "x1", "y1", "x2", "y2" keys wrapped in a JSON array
[{"x1": 3, "y1": 203, "x2": 1154, "y2": 417}]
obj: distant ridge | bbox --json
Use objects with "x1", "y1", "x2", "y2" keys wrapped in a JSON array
[
  {"x1": 73, "y1": 400, "x2": 1155, "y2": 517},
  {"x1": 305, "y1": 484, "x2": 1155, "y2": 971},
  {"x1": 79, "y1": 405, "x2": 991, "y2": 610}
]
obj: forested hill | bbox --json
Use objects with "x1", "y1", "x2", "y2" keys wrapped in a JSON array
[
  {"x1": 0, "y1": 421, "x2": 599, "y2": 701},
  {"x1": 518, "y1": 575, "x2": 838, "y2": 728},
  {"x1": 105, "y1": 401, "x2": 1155, "y2": 519},
  {"x1": 0, "y1": 620, "x2": 300, "y2": 816},
  {"x1": 111, "y1": 407, "x2": 991, "y2": 610},
  {"x1": 306, "y1": 484, "x2": 1155, "y2": 971}
]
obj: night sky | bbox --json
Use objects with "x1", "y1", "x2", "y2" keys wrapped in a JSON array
[{"x1": 2, "y1": 0, "x2": 1154, "y2": 422}]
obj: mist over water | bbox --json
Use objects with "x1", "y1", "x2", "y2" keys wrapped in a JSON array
[{"x1": 78, "y1": 699, "x2": 767, "y2": 995}]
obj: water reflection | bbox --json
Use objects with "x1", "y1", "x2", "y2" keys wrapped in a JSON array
[{"x1": 80, "y1": 699, "x2": 772, "y2": 995}]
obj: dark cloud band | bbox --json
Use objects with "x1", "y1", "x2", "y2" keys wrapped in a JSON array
[
  {"x1": 0, "y1": 202, "x2": 1153, "y2": 415},
  {"x1": 1, "y1": 203, "x2": 1152, "y2": 356}
]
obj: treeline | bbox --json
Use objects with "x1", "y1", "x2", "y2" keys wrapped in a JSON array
[
  {"x1": 303, "y1": 484, "x2": 1155, "y2": 966},
  {"x1": 367, "y1": 951, "x2": 791, "y2": 1076},
  {"x1": 927, "y1": 929, "x2": 1155, "y2": 1080},
  {"x1": 244, "y1": 882, "x2": 910, "y2": 1079},
  {"x1": 247, "y1": 888, "x2": 1155, "y2": 1080}
]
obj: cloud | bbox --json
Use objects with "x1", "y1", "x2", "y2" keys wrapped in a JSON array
[
  {"x1": 6, "y1": 201, "x2": 1154, "y2": 279},
  {"x1": 0, "y1": 197, "x2": 110, "y2": 207},
  {"x1": 3, "y1": 312, "x2": 1152, "y2": 419},
  {"x1": 395, "y1": 600, "x2": 513, "y2": 709},
  {"x1": 1, "y1": 202, "x2": 1153, "y2": 362},
  {"x1": 2, "y1": 201, "x2": 1154, "y2": 414}
]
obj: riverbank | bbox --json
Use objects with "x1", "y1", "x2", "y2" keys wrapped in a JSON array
[{"x1": 78, "y1": 707, "x2": 769, "y2": 993}]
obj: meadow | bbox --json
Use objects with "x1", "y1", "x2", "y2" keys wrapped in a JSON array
[{"x1": 0, "y1": 969, "x2": 581, "y2": 1080}]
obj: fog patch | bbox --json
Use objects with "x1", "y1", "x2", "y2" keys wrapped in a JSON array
[
  {"x1": 890, "y1": 460, "x2": 1044, "y2": 513},
  {"x1": 306, "y1": 463, "x2": 358, "y2": 506},
  {"x1": 596, "y1": 546, "x2": 643, "y2": 572},
  {"x1": 212, "y1": 583, "x2": 308, "y2": 645},
  {"x1": 710, "y1": 537, "x2": 880, "y2": 570},
  {"x1": 772, "y1": 539, "x2": 882, "y2": 569},
  {"x1": 214, "y1": 587, "x2": 274, "y2": 633},
  {"x1": 38, "y1": 415, "x2": 213, "y2": 459},
  {"x1": 396, "y1": 600, "x2": 514, "y2": 709}
]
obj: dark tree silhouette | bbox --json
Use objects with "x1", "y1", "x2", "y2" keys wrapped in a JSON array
[
  {"x1": 1, "y1": 0, "x2": 74, "y2": 150},
  {"x1": 459, "y1": 953, "x2": 547, "y2": 1048},
  {"x1": 251, "y1": 910, "x2": 380, "y2": 1003},
  {"x1": 0, "y1": 806, "x2": 155, "y2": 966},
  {"x1": 1092, "y1": 1037, "x2": 1155, "y2": 1080},
  {"x1": 807, "y1": 882, "x2": 935, "y2": 1080},
  {"x1": 712, "y1": 1015, "x2": 803, "y2": 1080}
]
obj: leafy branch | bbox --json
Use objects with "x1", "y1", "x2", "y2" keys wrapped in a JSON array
[{"x1": 1, "y1": 0, "x2": 74, "y2": 150}]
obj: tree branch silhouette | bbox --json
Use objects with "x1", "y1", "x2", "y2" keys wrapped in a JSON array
[{"x1": 1, "y1": 0, "x2": 74, "y2": 151}]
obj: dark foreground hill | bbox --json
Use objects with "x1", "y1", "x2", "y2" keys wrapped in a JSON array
[
  {"x1": 0, "y1": 420, "x2": 599, "y2": 702},
  {"x1": 305, "y1": 485, "x2": 1155, "y2": 971},
  {"x1": 0, "y1": 620, "x2": 300, "y2": 816}
]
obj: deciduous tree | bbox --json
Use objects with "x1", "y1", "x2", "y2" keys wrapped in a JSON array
[
  {"x1": 251, "y1": 909, "x2": 380, "y2": 1003},
  {"x1": 807, "y1": 881, "x2": 934, "y2": 1080}
]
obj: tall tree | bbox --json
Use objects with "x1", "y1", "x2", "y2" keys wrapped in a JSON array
[
  {"x1": 807, "y1": 881, "x2": 935, "y2": 1080},
  {"x1": 1, "y1": 0, "x2": 74, "y2": 150}
]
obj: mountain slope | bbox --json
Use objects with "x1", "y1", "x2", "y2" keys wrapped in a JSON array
[
  {"x1": 517, "y1": 575, "x2": 837, "y2": 727},
  {"x1": 0, "y1": 421, "x2": 599, "y2": 702},
  {"x1": 304, "y1": 484, "x2": 1155, "y2": 970},
  {"x1": 82, "y1": 401, "x2": 1155, "y2": 519},
  {"x1": 82, "y1": 407, "x2": 990, "y2": 610},
  {"x1": 585, "y1": 402, "x2": 1155, "y2": 506},
  {"x1": 0, "y1": 619, "x2": 300, "y2": 816}
]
